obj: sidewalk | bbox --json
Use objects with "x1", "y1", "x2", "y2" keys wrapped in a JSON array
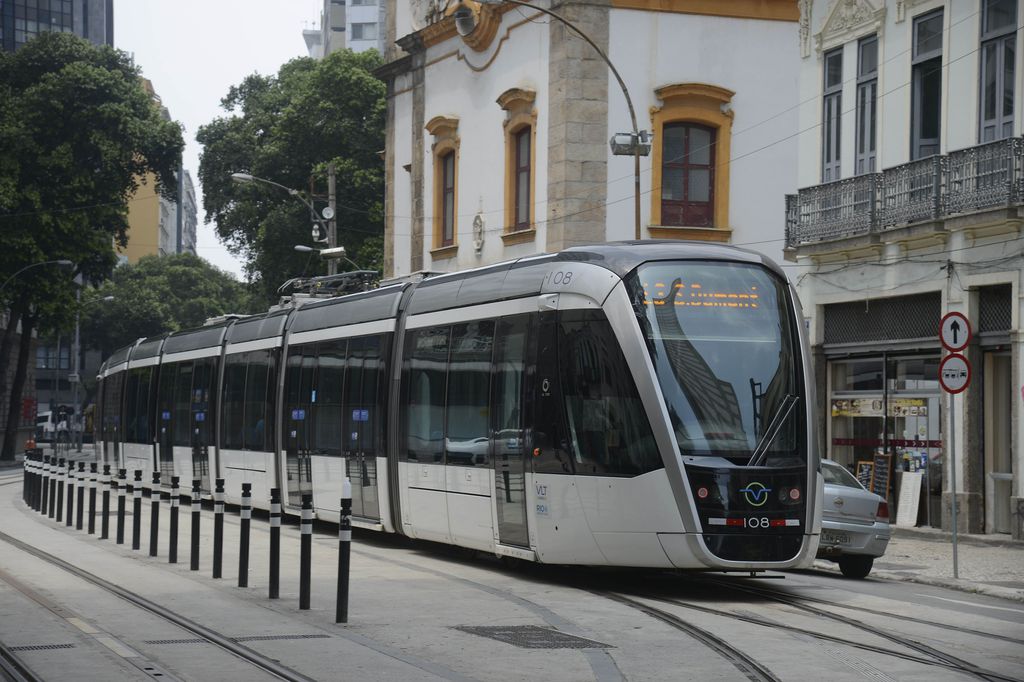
[{"x1": 815, "y1": 526, "x2": 1024, "y2": 602}]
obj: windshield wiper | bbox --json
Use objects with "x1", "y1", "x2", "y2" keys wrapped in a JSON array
[{"x1": 747, "y1": 394, "x2": 800, "y2": 467}]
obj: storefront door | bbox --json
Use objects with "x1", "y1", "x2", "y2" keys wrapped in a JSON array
[{"x1": 984, "y1": 352, "x2": 1012, "y2": 534}]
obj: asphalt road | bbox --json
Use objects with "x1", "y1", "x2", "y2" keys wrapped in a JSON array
[{"x1": 1, "y1": 466, "x2": 1022, "y2": 682}]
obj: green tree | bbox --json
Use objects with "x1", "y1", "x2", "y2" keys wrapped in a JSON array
[
  {"x1": 0, "y1": 33, "x2": 184, "y2": 458},
  {"x1": 81, "y1": 254, "x2": 257, "y2": 357},
  {"x1": 198, "y1": 49, "x2": 385, "y2": 303}
]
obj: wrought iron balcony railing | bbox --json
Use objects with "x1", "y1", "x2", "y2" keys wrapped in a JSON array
[{"x1": 785, "y1": 136, "x2": 1024, "y2": 248}]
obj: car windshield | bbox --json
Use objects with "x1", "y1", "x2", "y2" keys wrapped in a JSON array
[
  {"x1": 627, "y1": 261, "x2": 804, "y2": 466},
  {"x1": 821, "y1": 461, "x2": 864, "y2": 489}
]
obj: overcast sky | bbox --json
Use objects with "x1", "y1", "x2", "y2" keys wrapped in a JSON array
[{"x1": 116, "y1": 0, "x2": 323, "y2": 279}]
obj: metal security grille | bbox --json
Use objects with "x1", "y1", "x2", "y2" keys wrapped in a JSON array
[
  {"x1": 979, "y1": 284, "x2": 1012, "y2": 333},
  {"x1": 9, "y1": 644, "x2": 76, "y2": 651},
  {"x1": 824, "y1": 293, "x2": 941, "y2": 344},
  {"x1": 454, "y1": 625, "x2": 611, "y2": 649}
]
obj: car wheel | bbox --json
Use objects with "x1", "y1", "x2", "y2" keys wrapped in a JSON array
[{"x1": 838, "y1": 555, "x2": 873, "y2": 579}]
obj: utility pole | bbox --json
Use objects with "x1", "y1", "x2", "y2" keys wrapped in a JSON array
[
  {"x1": 327, "y1": 163, "x2": 338, "y2": 276},
  {"x1": 72, "y1": 282, "x2": 81, "y2": 451}
]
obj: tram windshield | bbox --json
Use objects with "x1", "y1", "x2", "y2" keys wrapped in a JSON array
[{"x1": 627, "y1": 261, "x2": 804, "y2": 466}]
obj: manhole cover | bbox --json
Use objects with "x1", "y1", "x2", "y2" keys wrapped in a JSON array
[{"x1": 454, "y1": 625, "x2": 611, "y2": 649}]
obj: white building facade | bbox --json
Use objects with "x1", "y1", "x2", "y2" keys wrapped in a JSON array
[
  {"x1": 379, "y1": 0, "x2": 801, "y2": 278},
  {"x1": 305, "y1": 0, "x2": 388, "y2": 57},
  {"x1": 787, "y1": 0, "x2": 1023, "y2": 537}
]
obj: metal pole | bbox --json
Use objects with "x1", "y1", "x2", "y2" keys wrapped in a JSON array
[
  {"x1": 65, "y1": 460, "x2": 75, "y2": 527},
  {"x1": 149, "y1": 471, "x2": 161, "y2": 556},
  {"x1": 238, "y1": 482, "x2": 251, "y2": 588},
  {"x1": 327, "y1": 163, "x2": 337, "y2": 276},
  {"x1": 87, "y1": 462, "x2": 97, "y2": 534},
  {"x1": 336, "y1": 479, "x2": 352, "y2": 624},
  {"x1": 299, "y1": 493, "x2": 312, "y2": 609},
  {"x1": 213, "y1": 478, "x2": 224, "y2": 579},
  {"x1": 72, "y1": 284, "x2": 81, "y2": 452},
  {"x1": 100, "y1": 465, "x2": 110, "y2": 539},
  {"x1": 40, "y1": 456, "x2": 50, "y2": 514},
  {"x1": 75, "y1": 462, "x2": 85, "y2": 530},
  {"x1": 54, "y1": 458, "x2": 65, "y2": 520},
  {"x1": 168, "y1": 476, "x2": 179, "y2": 564},
  {"x1": 950, "y1": 392, "x2": 959, "y2": 579},
  {"x1": 116, "y1": 468, "x2": 126, "y2": 544},
  {"x1": 132, "y1": 469, "x2": 142, "y2": 550},
  {"x1": 190, "y1": 479, "x2": 201, "y2": 571},
  {"x1": 269, "y1": 488, "x2": 281, "y2": 599}
]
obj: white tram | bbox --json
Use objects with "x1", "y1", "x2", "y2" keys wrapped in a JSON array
[{"x1": 95, "y1": 242, "x2": 822, "y2": 570}]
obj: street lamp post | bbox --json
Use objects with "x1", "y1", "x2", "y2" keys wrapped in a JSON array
[
  {"x1": 0, "y1": 259, "x2": 74, "y2": 297},
  {"x1": 71, "y1": 292, "x2": 114, "y2": 452},
  {"x1": 467, "y1": 0, "x2": 650, "y2": 239},
  {"x1": 230, "y1": 172, "x2": 339, "y2": 275}
]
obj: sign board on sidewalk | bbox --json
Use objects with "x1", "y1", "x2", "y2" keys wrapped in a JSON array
[
  {"x1": 896, "y1": 471, "x2": 923, "y2": 527},
  {"x1": 939, "y1": 353, "x2": 971, "y2": 394},
  {"x1": 855, "y1": 460, "x2": 874, "y2": 489},
  {"x1": 939, "y1": 312, "x2": 971, "y2": 352},
  {"x1": 871, "y1": 453, "x2": 891, "y2": 499}
]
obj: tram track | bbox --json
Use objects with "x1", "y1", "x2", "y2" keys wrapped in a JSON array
[
  {"x1": 0, "y1": 529, "x2": 315, "y2": 682},
  {"x1": 622, "y1": 587, "x2": 1017, "y2": 682},
  {"x1": 0, "y1": 639, "x2": 40, "y2": 682},
  {"x1": 702, "y1": 575, "x2": 1024, "y2": 646}
]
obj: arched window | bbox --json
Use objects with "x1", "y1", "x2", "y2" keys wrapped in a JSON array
[
  {"x1": 426, "y1": 116, "x2": 460, "y2": 257},
  {"x1": 661, "y1": 123, "x2": 716, "y2": 227},
  {"x1": 498, "y1": 87, "x2": 537, "y2": 245},
  {"x1": 650, "y1": 83, "x2": 734, "y2": 241}
]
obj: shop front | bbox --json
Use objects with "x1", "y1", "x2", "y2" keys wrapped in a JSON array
[{"x1": 828, "y1": 355, "x2": 943, "y2": 527}]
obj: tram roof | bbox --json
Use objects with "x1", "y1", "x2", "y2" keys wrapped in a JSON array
[
  {"x1": 224, "y1": 308, "x2": 290, "y2": 344},
  {"x1": 286, "y1": 284, "x2": 405, "y2": 335},
  {"x1": 558, "y1": 241, "x2": 787, "y2": 279},
  {"x1": 162, "y1": 320, "x2": 234, "y2": 355},
  {"x1": 130, "y1": 333, "x2": 168, "y2": 361}
]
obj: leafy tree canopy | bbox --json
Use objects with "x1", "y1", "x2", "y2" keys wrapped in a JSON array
[
  {"x1": 0, "y1": 32, "x2": 184, "y2": 333},
  {"x1": 81, "y1": 253, "x2": 258, "y2": 357},
  {"x1": 198, "y1": 49, "x2": 385, "y2": 303}
]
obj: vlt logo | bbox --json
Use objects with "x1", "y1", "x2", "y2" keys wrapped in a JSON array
[{"x1": 740, "y1": 482, "x2": 772, "y2": 507}]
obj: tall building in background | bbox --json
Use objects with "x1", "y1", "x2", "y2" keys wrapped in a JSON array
[
  {"x1": 303, "y1": 0, "x2": 385, "y2": 57},
  {"x1": 0, "y1": 0, "x2": 113, "y2": 52},
  {"x1": 119, "y1": 78, "x2": 197, "y2": 264}
]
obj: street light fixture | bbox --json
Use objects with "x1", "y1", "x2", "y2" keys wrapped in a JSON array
[
  {"x1": 466, "y1": 0, "x2": 651, "y2": 239},
  {"x1": 230, "y1": 173, "x2": 337, "y2": 269},
  {"x1": 0, "y1": 259, "x2": 74, "y2": 296}
]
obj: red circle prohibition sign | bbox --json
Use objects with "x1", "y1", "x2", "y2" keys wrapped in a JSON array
[{"x1": 939, "y1": 353, "x2": 971, "y2": 394}]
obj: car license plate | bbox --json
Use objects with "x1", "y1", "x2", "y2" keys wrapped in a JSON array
[{"x1": 821, "y1": 530, "x2": 849, "y2": 545}]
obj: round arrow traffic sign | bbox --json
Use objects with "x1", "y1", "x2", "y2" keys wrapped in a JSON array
[
  {"x1": 939, "y1": 353, "x2": 971, "y2": 394},
  {"x1": 939, "y1": 312, "x2": 971, "y2": 352}
]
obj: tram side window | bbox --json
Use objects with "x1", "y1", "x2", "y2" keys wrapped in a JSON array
[
  {"x1": 156, "y1": 362, "x2": 178, "y2": 443},
  {"x1": 311, "y1": 341, "x2": 344, "y2": 456},
  {"x1": 221, "y1": 354, "x2": 247, "y2": 450},
  {"x1": 172, "y1": 362, "x2": 194, "y2": 446},
  {"x1": 446, "y1": 321, "x2": 494, "y2": 467},
  {"x1": 103, "y1": 373, "x2": 123, "y2": 439},
  {"x1": 191, "y1": 358, "x2": 216, "y2": 447},
  {"x1": 404, "y1": 327, "x2": 450, "y2": 462},
  {"x1": 243, "y1": 350, "x2": 276, "y2": 452},
  {"x1": 558, "y1": 310, "x2": 661, "y2": 476},
  {"x1": 343, "y1": 337, "x2": 382, "y2": 457},
  {"x1": 125, "y1": 367, "x2": 154, "y2": 444},
  {"x1": 283, "y1": 345, "x2": 318, "y2": 454}
]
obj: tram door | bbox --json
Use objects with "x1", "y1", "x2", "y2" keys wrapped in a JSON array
[
  {"x1": 343, "y1": 337, "x2": 381, "y2": 520},
  {"x1": 492, "y1": 316, "x2": 530, "y2": 547},
  {"x1": 284, "y1": 348, "x2": 315, "y2": 506},
  {"x1": 190, "y1": 359, "x2": 215, "y2": 494}
]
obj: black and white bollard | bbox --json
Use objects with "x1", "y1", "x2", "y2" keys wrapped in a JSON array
[
  {"x1": 65, "y1": 460, "x2": 75, "y2": 527},
  {"x1": 55, "y1": 458, "x2": 66, "y2": 523},
  {"x1": 100, "y1": 465, "x2": 111, "y2": 540},
  {"x1": 238, "y1": 483, "x2": 252, "y2": 588},
  {"x1": 21, "y1": 454, "x2": 28, "y2": 505},
  {"x1": 212, "y1": 478, "x2": 224, "y2": 579},
  {"x1": 299, "y1": 493, "x2": 312, "y2": 610},
  {"x1": 168, "y1": 476, "x2": 179, "y2": 564},
  {"x1": 40, "y1": 456, "x2": 50, "y2": 515},
  {"x1": 75, "y1": 462, "x2": 85, "y2": 530},
  {"x1": 149, "y1": 471, "x2": 161, "y2": 557},
  {"x1": 336, "y1": 479, "x2": 352, "y2": 624},
  {"x1": 87, "y1": 463, "x2": 98, "y2": 534},
  {"x1": 116, "y1": 469, "x2": 127, "y2": 545},
  {"x1": 48, "y1": 458, "x2": 58, "y2": 518},
  {"x1": 269, "y1": 488, "x2": 281, "y2": 599},
  {"x1": 190, "y1": 479, "x2": 201, "y2": 571},
  {"x1": 131, "y1": 469, "x2": 143, "y2": 551}
]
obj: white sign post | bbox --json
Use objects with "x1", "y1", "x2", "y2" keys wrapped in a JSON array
[{"x1": 938, "y1": 313, "x2": 971, "y2": 580}]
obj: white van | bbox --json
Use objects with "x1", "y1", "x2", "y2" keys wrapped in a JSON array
[{"x1": 35, "y1": 411, "x2": 68, "y2": 442}]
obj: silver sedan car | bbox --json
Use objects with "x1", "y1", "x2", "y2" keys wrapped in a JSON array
[{"x1": 817, "y1": 460, "x2": 891, "y2": 578}]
